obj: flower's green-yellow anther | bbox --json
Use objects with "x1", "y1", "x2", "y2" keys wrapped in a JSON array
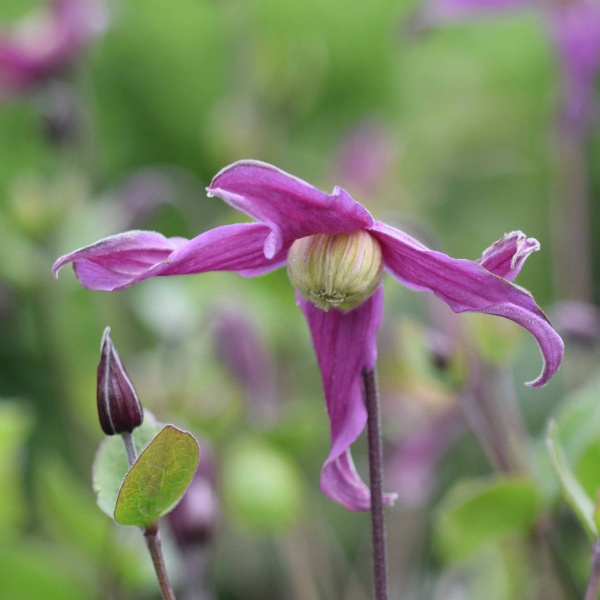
[{"x1": 287, "y1": 230, "x2": 383, "y2": 312}]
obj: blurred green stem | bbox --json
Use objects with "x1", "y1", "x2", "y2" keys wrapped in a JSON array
[
  {"x1": 363, "y1": 367, "x2": 388, "y2": 600},
  {"x1": 552, "y1": 123, "x2": 592, "y2": 302},
  {"x1": 461, "y1": 362, "x2": 529, "y2": 475},
  {"x1": 584, "y1": 540, "x2": 600, "y2": 600}
]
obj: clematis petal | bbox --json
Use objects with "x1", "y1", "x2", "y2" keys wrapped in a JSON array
[
  {"x1": 53, "y1": 223, "x2": 288, "y2": 291},
  {"x1": 52, "y1": 230, "x2": 185, "y2": 290},
  {"x1": 370, "y1": 222, "x2": 563, "y2": 387},
  {"x1": 477, "y1": 231, "x2": 539, "y2": 281},
  {"x1": 298, "y1": 286, "x2": 397, "y2": 511},
  {"x1": 207, "y1": 160, "x2": 374, "y2": 259}
]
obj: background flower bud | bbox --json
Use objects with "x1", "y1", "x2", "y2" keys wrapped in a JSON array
[
  {"x1": 96, "y1": 327, "x2": 143, "y2": 435},
  {"x1": 167, "y1": 442, "x2": 219, "y2": 549}
]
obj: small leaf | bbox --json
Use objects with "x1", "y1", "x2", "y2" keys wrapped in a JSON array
[
  {"x1": 114, "y1": 425, "x2": 199, "y2": 527},
  {"x1": 93, "y1": 412, "x2": 163, "y2": 518},
  {"x1": 435, "y1": 476, "x2": 538, "y2": 562},
  {"x1": 546, "y1": 419, "x2": 597, "y2": 539}
]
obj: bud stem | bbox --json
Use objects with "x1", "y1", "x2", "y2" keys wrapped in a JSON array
[
  {"x1": 144, "y1": 523, "x2": 177, "y2": 600},
  {"x1": 121, "y1": 431, "x2": 138, "y2": 468},
  {"x1": 363, "y1": 367, "x2": 389, "y2": 600},
  {"x1": 120, "y1": 432, "x2": 177, "y2": 600}
]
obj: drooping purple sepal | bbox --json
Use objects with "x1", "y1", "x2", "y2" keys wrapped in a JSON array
[
  {"x1": 298, "y1": 286, "x2": 397, "y2": 511},
  {"x1": 52, "y1": 224, "x2": 289, "y2": 290},
  {"x1": 52, "y1": 230, "x2": 187, "y2": 290},
  {"x1": 371, "y1": 221, "x2": 563, "y2": 387},
  {"x1": 207, "y1": 160, "x2": 374, "y2": 259}
]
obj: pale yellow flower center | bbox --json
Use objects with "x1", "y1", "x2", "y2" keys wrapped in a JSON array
[{"x1": 287, "y1": 230, "x2": 383, "y2": 312}]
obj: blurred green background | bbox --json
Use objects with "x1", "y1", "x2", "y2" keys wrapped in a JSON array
[{"x1": 1, "y1": 0, "x2": 598, "y2": 598}]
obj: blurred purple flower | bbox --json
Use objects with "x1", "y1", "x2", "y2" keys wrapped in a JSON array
[
  {"x1": 53, "y1": 160, "x2": 563, "y2": 511},
  {"x1": 212, "y1": 307, "x2": 277, "y2": 421},
  {"x1": 0, "y1": 0, "x2": 105, "y2": 94},
  {"x1": 168, "y1": 443, "x2": 219, "y2": 549},
  {"x1": 332, "y1": 119, "x2": 398, "y2": 198},
  {"x1": 551, "y1": 300, "x2": 600, "y2": 346},
  {"x1": 414, "y1": 0, "x2": 600, "y2": 136},
  {"x1": 387, "y1": 408, "x2": 463, "y2": 506}
]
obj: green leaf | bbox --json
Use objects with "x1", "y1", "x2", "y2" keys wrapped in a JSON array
[
  {"x1": 92, "y1": 413, "x2": 164, "y2": 518},
  {"x1": 546, "y1": 419, "x2": 597, "y2": 539},
  {"x1": 435, "y1": 476, "x2": 539, "y2": 562},
  {"x1": 114, "y1": 425, "x2": 199, "y2": 527}
]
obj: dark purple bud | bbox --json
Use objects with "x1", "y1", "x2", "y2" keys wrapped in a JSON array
[
  {"x1": 96, "y1": 327, "x2": 143, "y2": 435},
  {"x1": 168, "y1": 443, "x2": 219, "y2": 549}
]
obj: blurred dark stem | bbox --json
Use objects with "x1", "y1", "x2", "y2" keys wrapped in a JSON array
[
  {"x1": 552, "y1": 123, "x2": 592, "y2": 302},
  {"x1": 363, "y1": 367, "x2": 388, "y2": 600},
  {"x1": 120, "y1": 433, "x2": 177, "y2": 600},
  {"x1": 584, "y1": 540, "x2": 600, "y2": 600},
  {"x1": 460, "y1": 362, "x2": 529, "y2": 475},
  {"x1": 531, "y1": 517, "x2": 579, "y2": 600}
]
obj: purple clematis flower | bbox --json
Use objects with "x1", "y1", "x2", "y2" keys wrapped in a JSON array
[
  {"x1": 0, "y1": 0, "x2": 105, "y2": 93},
  {"x1": 52, "y1": 160, "x2": 563, "y2": 511},
  {"x1": 414, "y1": 0, "x2": 600, "y2": 137}
]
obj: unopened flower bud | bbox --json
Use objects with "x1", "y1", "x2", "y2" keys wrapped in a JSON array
[
  {"x1": 97, "y1": 327, "x2": 143, "y2": 435},
  {"x1": 287, "y1": 230, "x2": 383, "y2": 312}
]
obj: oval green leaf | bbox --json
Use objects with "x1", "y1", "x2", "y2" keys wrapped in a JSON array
[
  {"x1": 114, "y1": 425, "x2": 199, "y2": 527},
  {"x1": 92, "y1": 412, "x2": 164, "y2": 518},
  {"x1": 435, "y1": 476, "x2": 539, "y2": 562},
  {"x1": 546, "y1": 419, "x2": 597, "y2": 539}
]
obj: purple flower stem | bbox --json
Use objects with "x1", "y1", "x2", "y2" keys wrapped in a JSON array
[
  {"x1": 584, "y1": 540, "x2": 600, "y2": 600},
  {"x1": 363, "y1": 367, "x2": 389, "y2": 600},
  {"x1": 120, "y1": 432, "x2": 177, "y2": 600}
]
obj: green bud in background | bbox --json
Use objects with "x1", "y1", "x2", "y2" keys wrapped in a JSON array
[{"x1": 222, "y1": 438, "x2": 304, "y2": 533}]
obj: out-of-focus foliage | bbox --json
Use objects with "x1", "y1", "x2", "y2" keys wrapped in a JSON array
[{"x1": 1, "y1": 0, "x2": 599, "y2": 597}]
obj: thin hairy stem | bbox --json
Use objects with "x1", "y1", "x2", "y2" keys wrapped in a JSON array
[
  {"x1": 363, "y1": 367, "x2": 388, "y2": 600},
  {"x1": 120, "y1": 432, "x2": 177, "y2": 600}
]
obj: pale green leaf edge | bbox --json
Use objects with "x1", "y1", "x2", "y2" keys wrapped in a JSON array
[{"x1": 546, "y1": 419, "x2": 597, "y2": 539}]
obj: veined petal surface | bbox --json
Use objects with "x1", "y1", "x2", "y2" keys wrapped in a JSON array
[
  {"x1": 207, "y1": 160, "x2": 374, "y2": 259},
  {"x1": 371, "y1": 222, "x2": 563, "y2": 387},
  {"x1": 53, "y1": 224, "x2": 288, "y2": 291},
  {"x1": 298, "y1": 286, "x2": 396, "y2": 511}
]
